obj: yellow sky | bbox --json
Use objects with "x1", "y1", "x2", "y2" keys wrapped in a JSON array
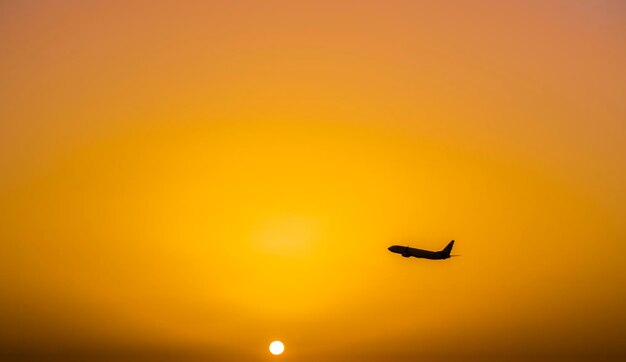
[{"x1": 1, "y1": 1, "x2": 625, "y2": 361}]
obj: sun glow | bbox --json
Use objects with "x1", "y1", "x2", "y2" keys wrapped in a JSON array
[{"x1": 269, "y1": 341, "x2": 284, "y2": 355}]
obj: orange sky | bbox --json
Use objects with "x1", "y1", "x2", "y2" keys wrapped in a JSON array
[{"x1": 1, "y1": 1, "x2": 625, "y2": 361}]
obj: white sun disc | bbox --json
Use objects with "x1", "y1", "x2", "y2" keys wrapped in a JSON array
[{"x1": 269, "y1": 340, "x2": 284, "y2": 355}]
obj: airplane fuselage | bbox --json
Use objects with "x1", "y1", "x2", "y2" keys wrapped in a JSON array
[{"x1": 388, "y1": 245, "x2": 450, "y2": 260}]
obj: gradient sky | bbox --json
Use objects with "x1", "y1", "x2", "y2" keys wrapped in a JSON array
[{"x1": 1, "y1": 1, "x2": 625, "y2": 361}]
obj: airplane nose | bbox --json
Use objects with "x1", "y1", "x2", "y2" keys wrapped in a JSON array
[{"x1": 387, "y1": 246, "x2": 393, "y2": 251}]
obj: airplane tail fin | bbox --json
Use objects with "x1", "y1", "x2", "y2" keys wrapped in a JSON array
[{"x1": 441, "y1": 240, "x2": 455, "y2": 257}]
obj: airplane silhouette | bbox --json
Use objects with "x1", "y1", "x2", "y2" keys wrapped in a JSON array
[{"x1": 388, "y1": 240, "x2": 457, "y2": 260}]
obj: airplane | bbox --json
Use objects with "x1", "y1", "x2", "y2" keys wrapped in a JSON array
[{"x1": 388, "y1": 240, "x2": 457, "y2": 260}]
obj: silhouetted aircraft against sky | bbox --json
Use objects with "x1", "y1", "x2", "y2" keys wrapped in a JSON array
[{"x1": 388, "y1": 240, "x2": 456, "y2": 260}]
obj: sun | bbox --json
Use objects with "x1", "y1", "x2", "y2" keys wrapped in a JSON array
[{"x1": 269, "y1": 340, "x2": 284, "y2": 355}]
